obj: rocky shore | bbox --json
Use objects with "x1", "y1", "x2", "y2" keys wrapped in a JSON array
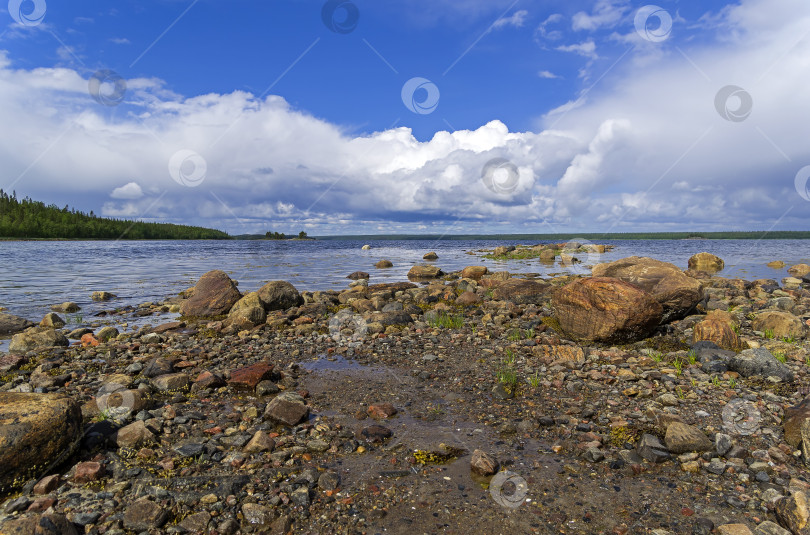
[{"x1": 1, "y1": 252, "x2": 810, "y2": 534}]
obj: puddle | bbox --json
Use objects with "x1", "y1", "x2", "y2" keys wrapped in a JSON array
[{"x1": 301, "y1": 353, "x2": 365, "y2": 372}]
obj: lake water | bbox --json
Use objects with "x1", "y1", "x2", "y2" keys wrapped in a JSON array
[{"x1": 1, "y1": 239, "x2": 808, "y2": 350}]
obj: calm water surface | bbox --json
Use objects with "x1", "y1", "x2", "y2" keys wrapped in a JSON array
[{"x1": 1, "y1": 239, "x2": 808, "y2": 349}]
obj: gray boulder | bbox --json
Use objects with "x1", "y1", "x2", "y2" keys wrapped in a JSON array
[{"x1": 729, "y1": 348, "x2": 793, "y2": 381}]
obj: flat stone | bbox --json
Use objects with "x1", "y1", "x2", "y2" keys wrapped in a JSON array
[
  {"x1": 358, "y1": 424, "x2": 393, "y2": 443},
  {"x1": 228, "y1": 363, "x2": 274, "y2": 390},
  {"x1": 264, "y1": 392, "x2": 309, "y2": 426},
  {"x1": 717, "y1": 525, "x2": 754, "y2": 535},
  {"x1": 9, "y1": 326, "x2": 69, "y2": 353},
  {"x1": 243, "y1": 431, "x2": 275, "y2": 453},
  {"x1": 178, "y1": 512, "x2": 211, "y2": 533},
  {"x1": 33, "y1": 474, "x2": 61, "y2": 495},
  {"x1": 754, "y1": 520, "x2": 792, "y2": 535},
  {"x1": 367, "y1": 403, "x2": 397, "y2": 419},
  {"x1": 114, "y1": 420, "x2": 155, "y2": 448},
  {"x1": 151, "y1": 372, "x2": 189, "y2": 392},
  {"x1": 665, "y1": 422, "x2": 713, "y2": 454},
  {"x1": 242, "y1": 503, "x2": 273, "y2": 526},
  {"x1": 73, "y1": 461, "x2": 105, "y2": 483},
  {"x1": 318, "y1": 471, "x2": 340, "y2": 492},
  {"x1": 123, "y1": 498, "x2": 168, "y2": 531},
  {"x1": 729, "y1": 348, "x2": 793, "y2": 382}
]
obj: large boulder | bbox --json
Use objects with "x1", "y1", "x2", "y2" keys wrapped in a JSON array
[
  {"x1": 552, "y1": 277, "x2": 663, "y2": 343},
  {"x1": 784, "y1": 396, "x2": 810, "y2": 448},
  {"x1": 228, "y1": 292, "x2": 267, "y2": 325},
  {"x1": 752, "y1": 310, "x2": 805, "y2": 339},
  {"x1": 256, "y1": 281, "x2": 303, "y2": 311},
  {"x1": 688, "y1": 252, "x2": 724, "y2": 273},
  {"x1": 693, "y1": 318, "x2": 742, "y2": 351},
  {"x1": 591, "y1": 256, "x2": 703, "y2": 322},
  {"x1": 0, "y1": 313, "x2": 34, "y2": 335},
  {"x1": 729, "y1": 348, "x2": 794, "y2": 381},
  {"x1": 788, "y1": 263, "x2": 810, "y2": 277},
  {"x1": 491, "y1": 279, "x2": 552, "y2": 305},
  {"x1": 0, "y1": 393, "x2": 82, "y2": 491},
  {"x1": 461, "y1": 266, "x2": 488, "y2": 280},
  {"x1": 180, "y1": 270, "x2": 241, "y2": 317},
  {"x1": 9, "y1": 327, "x2": 69, "y2": 353},
  {"x1": 407, "y1": 265, "x2": 444, "y2": 280}
]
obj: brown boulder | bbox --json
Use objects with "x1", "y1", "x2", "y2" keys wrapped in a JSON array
[
  {"x1": 375, "y1": 260, "x2": 393, "y2": 269},
  {"x1": 0, "y1": 393, "x2": 82, "y2": 492},
  {"x1": 264, "y1": 392, "x2": 309, "y2": 426},
  {"x1": 407, "y1": 265, "x2": 444, "y2": 280},
  {"x1": 256, "y1": 281, "x2": 303, "y2": 311},
  {"x1": 753, "y1": 310, "x2": 805, "y2": 339},
  {"x1": 461, "y1": 266, "x2": 488, "y2": 280},
  {"x1": 688, "y1": 252, "x2": 724, "y2": 273},
  {"x1": 552, "y1": 277, "x2": 663, "y2": 343},
  {"x1": 9, "y1": 327, "x2": 69, "y2": 353},
  {"x1": 784, "y1": 397, "x2": 810, "y2": 448},
  {"x1": 788, "y1": 263, "x2": 810, "y2": 277},
  {"x1": 0, "y1": 312, "x2": 34, "y2": 335},
  {"x1": 423, "y1": 252, "x2": 439, "y2": 260},
  {"x1": 228, "y1": 363, "x2": 274, "y2": 390},
  {"x1": 180, "y1": 270, "x2": 241, "y2": 317},
  {"x1": 455, "y1": 291, "x2": 482, "y2": 306},
  {"x1": 491, "y1": 279, "x2": 551, "y2": 305},
  {"x1": 591, "y1": 256, "x2": 703, "y2": 322},
  {"x1": 693, "y1": 318, "x2": 742, "y2": 351}
]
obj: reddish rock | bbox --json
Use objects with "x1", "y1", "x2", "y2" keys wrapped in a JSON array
[
  {"x1": 33, "y1": 474, "x2": 61, "y2": 495},
  {"x1": 73, "y1": 461, "x2": 105, "y2": 483},
  {"x1": 367, "y1": 403, "x2": 398, "y2": 419},
  {"x1": 552, "y1": 277, "x2": 663, "y2": 343},
  {"x1": 0, "y1": 354, "x2": 27, "y2": 372},
  {"x1": 180, "y1": 270, "x2": 241, "y2": 318},
  {"x1": 80, "y1": 333, "x2": 100, "y2": 347},
  {"x1": 27, "y1": 496, "x2": 58, "y2": 513},
  {"x1": 228, "y1": 363, "x2": 274, "y2": 390},
  {"x1": 192, "y1": 371, "x2": 226, "y2": 391}
]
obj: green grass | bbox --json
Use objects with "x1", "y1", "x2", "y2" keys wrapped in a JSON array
[
  {"x1": 763, "y1": 329, "x2": 775, "y2": 339},
  {"x1": 504, "y1": 348, "x2": 517, "y2": 367},
  {"x1": 427, "y1": 312, "x2": 464, "y2": 329},
  {"x1": 711, "y1": 376, "x2": 721, "y2": 387},
  {"x1": 673, "y1": 358, "x2": 684, "y2": 376},
  {"x1": 65, "y1": 313, "x2": 84, "y2": 325},
  {"x1": 497, "y1": 348, "x2": 520, "y2": 392},
  {"x1": 773, "y1": 351, "x2": 787, "y2": 363},
  {"x1": 528, "y1": 372, "x2": 541, "y2": 388},
  {"x1": 805, "y1": 355, "x2": 810, "y2": 367},
  {"x1": 728, "y1": 377, "x2": 737, "y2": 389},
  {"x1": 649, "y1": 351, "x2": 663, "y2": 362},
  {"x1": 508, "y1": 329, "x2": 521, "y2": 342},
  {"x1": 687, "y1": 350, "x2": 697, "y2": 365},
  {"x1": 783, "y1": 336, "x2": 797, "y2": 344}
]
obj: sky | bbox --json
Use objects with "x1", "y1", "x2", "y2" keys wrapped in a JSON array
[{"x1": 1, "y1": 0, "x2": 809, "y2": 236}]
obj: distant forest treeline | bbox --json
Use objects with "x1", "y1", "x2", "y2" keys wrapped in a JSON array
[
  {"x1": 0, "y1": 190, "x2": 230, "y2": 240},
  {"x1": 313, "y1": 231, "x2": 810, "y2": 241}
]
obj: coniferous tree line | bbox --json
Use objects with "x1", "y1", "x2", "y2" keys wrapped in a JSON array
[{"x1": 0, "y1": 190, "x2": 230, "y2": 240}]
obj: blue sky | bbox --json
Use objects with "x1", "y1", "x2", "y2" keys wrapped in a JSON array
[{"x1": 1, "y1": 0, "x2": 809, "y2": 235}]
